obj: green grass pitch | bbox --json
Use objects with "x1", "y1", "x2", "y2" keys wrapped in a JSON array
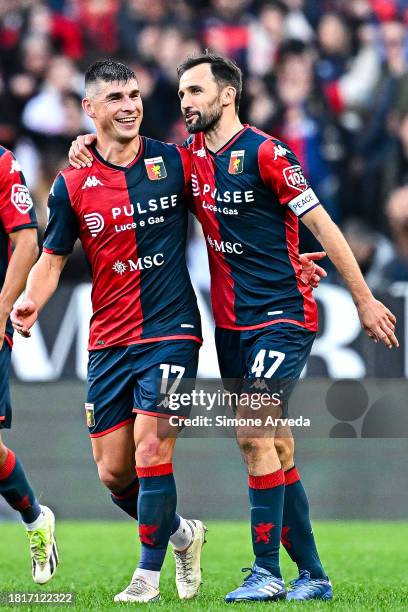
[{"x1": 1, "y1": 521, "x2": 408, "y2": 610}]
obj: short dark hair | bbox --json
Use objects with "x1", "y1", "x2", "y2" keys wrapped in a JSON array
[
  {"x1": 177, "y1": 53, "x2": 242, "y2": 112},
  {"x1": 85, "y1": 60, "x2": 136, "y2": 91}
]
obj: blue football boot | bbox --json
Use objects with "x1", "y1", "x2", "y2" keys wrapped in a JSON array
[
  {"x1": 287, "y1": 570, "x2": 333, "y2": 601},
  {"x1": 225, "y1": 564, "x2": 286, "y2": 603}
]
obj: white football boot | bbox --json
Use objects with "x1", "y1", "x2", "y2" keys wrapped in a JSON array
[
  {"x1": 114, "y1": 571, "x2": 160, "y2": 603},
  {"x1": 26, "y1": 505, "x2": 59, "y2": 584},
  {"x1": 172, "y1": 519, "x2": 207, "y2": 599}
]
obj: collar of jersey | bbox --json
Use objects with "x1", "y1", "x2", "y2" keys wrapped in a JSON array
[
  {"x1": 90, "y1": 136, "x2": 144, "y2": 171},
  {"x1": 207, "y1": 124, "x2": 249, "y2": 156}
]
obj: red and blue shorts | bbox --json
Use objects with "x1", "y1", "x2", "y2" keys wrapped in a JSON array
[
  {"x1": 215, "y1": 322, "x2": 315, "y2": 415},
  {"x1": 86, "y1": 340, "x2": 200, "y2": 437}
]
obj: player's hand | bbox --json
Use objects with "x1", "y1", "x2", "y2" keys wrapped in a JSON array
[
  {"x1": 10, "y1": 300, "x2": 38, "y2": 338},
  {"x1": 357, "y1": 298, "x2": 399, "y2": 349},
  {"x1": 68, "y1": 134, "x2": 96, "y2": 169},
  {"x1": 299, "y1": 252, "x2": 327, "y2": 288}
]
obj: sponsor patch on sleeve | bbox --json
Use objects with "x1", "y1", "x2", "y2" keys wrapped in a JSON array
[
  {"x1": 11, "y1": 184, "x2": 33, "y2": 214},
  {"x1": 283, "y1": 165, "x2": 307, "y2": 192},
  {"x1": 287, "y1": 188, "x2": 320, "y2": 216}
]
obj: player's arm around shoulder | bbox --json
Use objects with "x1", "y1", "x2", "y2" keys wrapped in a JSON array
[
  {"x1": 301, "y1": 204, "x2": 398, "y2": 349},
  {"x1": 69, "y1": 134, "x2": 96, "y2": 169}
]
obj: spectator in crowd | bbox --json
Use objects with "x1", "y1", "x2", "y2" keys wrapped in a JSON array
[
  {"x1": 201, "y1": 0, "x2": 252, "y2": 67},
  {"x1": 22, "y1": 56, "x2": 82, "y2": 136},
  {"x1": 356, "y1": 18, "x2": 408, "y2": 225},
  {"x1": 248, "y1": 1, "x2": 288, "y2": 77}
]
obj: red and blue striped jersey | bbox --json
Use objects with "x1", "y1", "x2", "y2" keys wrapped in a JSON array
[
  {"x1": 43, "y1": 136, "x2": 201, "y2": 350},
  {"x1": 0, "y1": 146, "x2": 38, "y2": 346},
  {"x1": 186, "y1": 125, "x2": 319, "y2": 332}
]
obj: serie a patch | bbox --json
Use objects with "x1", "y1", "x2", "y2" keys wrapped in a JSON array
[
  {"x1": 84, "y1": 403, "x2": 95, "y2": 427},
  {"x1": 144, "y1": 156, "x2": 167, "y2": 180},
  {"x1": 228, "y1": 150, "x2": 245, "y2": 174}
]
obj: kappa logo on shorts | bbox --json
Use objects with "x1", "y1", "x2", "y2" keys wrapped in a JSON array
[{"x1": 85, "y1": 403, "x2": 95, "y2": 427}]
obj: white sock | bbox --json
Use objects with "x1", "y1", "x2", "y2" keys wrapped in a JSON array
[
  {"x1": 24, "y1": 507, "x2": 45, "y2": 531},
  {"x1": 170, "y1": 517, "x2": 194, "y2": 551},
  {"x1": 134, "y1": 568, "x2": 160, "y2": 589}
]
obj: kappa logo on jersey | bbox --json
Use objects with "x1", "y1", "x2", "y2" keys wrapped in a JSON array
[
  {"x1": 273, "y1": 144, "x2": 288, "y2": 160},
  {"x1": 11, "y1": 184, "x2": 33, "y2": 214},
  {"x1": 145, "y1": 156, "x2": 167, "y2": 180},
  {"x1": 283, "y1": 165, "x2": 307, "y2": 193},
  {"x1": 84, "y1": 212, "x2": 105, "y2": 237},
  {"x1": 82, "y1": 176, "x2": 103, "y2": 189},
  {"x1": 228, "y1": 150, "x2": 245, "y2": 174},
  {"x1": 10, "y1": 159, "x2": 22, "y2": 174},
  {"x1": 193, "y1": 147, "x2": 206, "y2": 157},
  {"x1": 250, "y1": 379, "x2": 270, "y2": 391}
]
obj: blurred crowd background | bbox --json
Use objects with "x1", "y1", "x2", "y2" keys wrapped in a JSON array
[{"x1": 2, "y1": 0, "x2": 408, "y2": 288}]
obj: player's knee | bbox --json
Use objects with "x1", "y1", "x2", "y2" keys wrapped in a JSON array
[
  {"x1": 274, "y1": 437, "x2": 294, "y2": 471},
  {"x1": 96, "y1": 461, "x2": 133, "y2": 492},
  {"x1": 135, "y1": 435, "x2": 172, "y2": 467},
  {"x1": 237, "y1": 437, "x2": 263, "y2": 462}
]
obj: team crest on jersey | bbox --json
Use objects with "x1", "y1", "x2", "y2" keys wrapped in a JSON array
[
  {"x1": 228, "y1": 150, "x2": 244, "y2": 174},
  {"x1": 84, "y1": 403, "x2": 95, "y2": 427},
  {"x1": 145, "y1": 156, "x2": 167, "y2": 180}
]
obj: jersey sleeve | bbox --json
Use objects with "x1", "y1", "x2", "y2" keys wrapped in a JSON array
[
  {"x1": 0, "y1": 149, "x2": 38, "y2": 234},
  {"x1": 43, "y1": 173, "x2": 79, "y2": 255},
  {"x1": 258, "y1": 139, "x2": 321, "y2": 217}
]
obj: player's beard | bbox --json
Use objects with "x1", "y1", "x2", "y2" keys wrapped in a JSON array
[{"x1": 185, "y1": 101, "x2": 223, "y2": 134}]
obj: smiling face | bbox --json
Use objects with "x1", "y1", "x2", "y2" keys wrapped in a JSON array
[
  {"x1": 83, "y1": 78, "x2": 143, "y2": 143},
  {"x1": 178, "y1": 63, "x2": 228, "y2": 134}
]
